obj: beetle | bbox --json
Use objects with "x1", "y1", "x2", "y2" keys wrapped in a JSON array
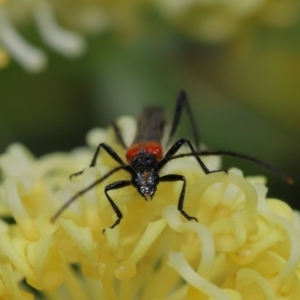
[{"x1": 51, "y1": 91, "x2": 292, "y2": 229}]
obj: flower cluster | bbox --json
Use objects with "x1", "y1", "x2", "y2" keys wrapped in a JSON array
[
  {"x1": 0, "y1": 0, "x2": 299, "y2": 72},
  {"x1": 0, "y1": 116, "x2": 299, "y2": 299},
  {"x1": 0, "y1": 0, "x2": 87, "y2": 72},
  {"x1": 154, "y1": 0, "x2": 300, "y2": 42}
]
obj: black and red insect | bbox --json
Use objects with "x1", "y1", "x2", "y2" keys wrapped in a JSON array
[{"x1": 51, "y1": 91, "x2": 292, "y2": 229}]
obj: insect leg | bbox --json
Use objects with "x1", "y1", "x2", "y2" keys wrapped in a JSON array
[
  {"x1": 160, "y1": 174, "x2": 198, "y2": 222},
  {"x1": 167, "y1": 91, "x2": 200, "y2": 151},
  {"x1": 51, "y1": 165, "x2": 126, "y2": 222},
  {"x1": 157, "y1": 138, "x2": 212, "y2": 174},
  {"x1": 104, "y1": 180, "x2": 132, "y2": 229},
  {"x1": 70, "y1": 142, "x2": 129, "y2": 179}
]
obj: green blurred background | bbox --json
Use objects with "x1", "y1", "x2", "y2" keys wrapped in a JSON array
[{"x1": 0, "y1": 2, "x2": 299, "y2": 209}]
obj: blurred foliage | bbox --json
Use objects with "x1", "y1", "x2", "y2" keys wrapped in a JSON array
[{"x1": 0, "y1": 2, "x2": 299, "y2": 209}]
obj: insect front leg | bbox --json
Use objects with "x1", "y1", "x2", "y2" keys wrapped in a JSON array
[
  {"x1": 104, "y1": 180, "x2": 132, "y2": 229},
  {"x1": 157, "y1": 138, "x2": 210, "y2": 174},
  {"x1": 160, "y1": 174, "x2": 198, "y2": 222},
  {"x1": 158, "y1": 138, "x2": 228, "y2": 176},
  {"x1": 70, "y1": 142, "x2": 128, "y2": 179}
]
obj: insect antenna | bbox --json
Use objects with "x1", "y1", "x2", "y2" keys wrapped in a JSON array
[
  {"x1": 166, "y1": 150, "x2": 293, "y2": 184},
  {"x1": 167, "y1": 90, "x2": 201, "y2": 151},
  {"x1": 111, "y1": 121, "x2": 128, "y2": 149},
  {"x1": 50, "y1": 165, "x2": 125, "y2": 223}
]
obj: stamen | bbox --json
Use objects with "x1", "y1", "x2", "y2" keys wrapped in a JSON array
[
  {"x1": 0, "y1": 256, "x2": 32, "y2": 299},
  {"x1": 168, "y1": 251, "x2": 232, "y2": 300},
  {"x1": 61, "y1": 263, "x2": 89, "y2": 300},
  {"x1": 163, "y1": 205, "x2": 215, "y2": 276},
  {"x1": 255, "y1": 184, "x2": 300, "y2": 290},
  {"x1": 0, "y1": 10, "x2": 47, "y2": 72},
  {"x1": 81, "y1": 168, "x2": 101, "y2": 232},
  {"x1": 113, "y1": 218, "x2": 167, "y2": 280},
  {"x1": 4, "y1": 178, "x2": 40, "y2": 241},
  {"x1": 57, "y1": 219, "x2": 98, "y2": 277},
  {"x1": 236, "y1": 268, "x2": 277, "y2": 298},
  {"x1": 0, "y1": 234, "x2": 34, "y2": 279},
  {"x1": 34, "y1": 1, "x2": 86, "y2": 57},
  {"x1": 190, "y1": 170, "x2": 258, "y2": 225}
]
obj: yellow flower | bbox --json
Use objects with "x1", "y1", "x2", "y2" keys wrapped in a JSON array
[
  {"x1": 0, "y1": 116, "x2": 299, "y2": 299},
  {"x1": 154, "y1": 0, "x2": 300, "y2": 42}
]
